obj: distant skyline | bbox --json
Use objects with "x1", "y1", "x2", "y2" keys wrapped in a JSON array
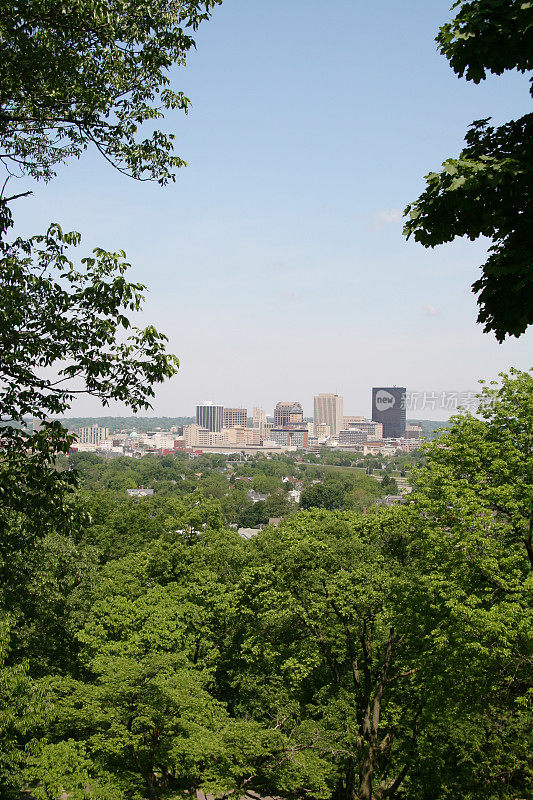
[
  {"x1": 57, "y1": 384, "x2": 482, "y2": 423},
  {"x1": 12, "y1": 0, "x2": 532, "y2": 418}
]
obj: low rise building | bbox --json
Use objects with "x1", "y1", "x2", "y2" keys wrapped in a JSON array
[
  {"x1": 343, "y1": 415, "x2": 365, "y2": 427},
  {"x1": 221, "y1": 426, "x2": 261, "y2": 446},
  {"x1": 363, "y1": 441, "x2": 399, "y2": 457},
  {"x1": 245, "y1": 427, "x2": 262, "y2": 445},
  {"x1": 247, "y1": 490, "x2": 268, "y2": 503},
  {"x1": 315, "y1": 423, "x2": 331, "y2": 440},
  {"x1": 238, "y1": 527, "x2": 261, "y2": 540},
  {"x1": 344, "y1": 419, "x2": 383, "y2": 439},
  {"x1": 183, "y1": 424, "x2": 211, "y2": 447},
  {"x1": 376, "y1": 494, "x2": 406, "y2": 507},
  {"x1": 69, "y1": 441, "x2": 98, "y2": 452},
  {"x1": 127, "y1": 486, "x2": 154, "y2": 497},
  {"x1": 143, "y1": 432, "x2": 176, "y2": 449},
  {"x1": 406, "y1": 422, "x2": 423, "y2": 439},
  {"x1": 306, "y1": 437, "x2": 320, "y2": 452},
  {"x1": 210, "y1": 431, "x2": 230, "y2": 445},
  {"x1": 270, "y1": 427, "x2": 308, "y2": 449},
  {"x1": 363, "y1": 437, "x2": 423, "y2": 456},
  {"x1": 338, "y1": 428, "x2": 367, "y2": 447}
]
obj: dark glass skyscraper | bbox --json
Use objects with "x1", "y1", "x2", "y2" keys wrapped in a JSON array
[
  {"x1": 196, "y1": 401, "x2": 223, "y2": 432},
  {"x1": 371, "y1": 387, "x2": 406, "y2": 438}
]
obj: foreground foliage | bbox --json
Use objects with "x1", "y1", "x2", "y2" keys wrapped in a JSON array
[
  {"x1": 0, "y1": 0, "x2": 221, "y2": 195},
  {"x1": 1, "y1": 0, "x2": 222, "y2": 551},
  {"x1": 0, "y1": 225, "x2": 179, "y2": 547},
  {"x1": 0, "y1": 371, "x2": 531, "y2": 799},
  {"x1": 404, "y1": 0, "x2": 533, "y2": 340}
]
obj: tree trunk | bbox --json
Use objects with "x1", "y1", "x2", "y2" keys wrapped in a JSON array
[
  {"x1": 144, "y1": 772, "x2": 159, "y2": 800},
  {"x1": 333, "y1": 759, "x2": 357, "y2": 800},
  {"x1": 358, "y1": 751, "x2": 374, "y2": 800},
  {"x1": 525, "y1": 515, "x2": 533, "y2": 571},
  {"x1": 356, "y1": 628, "x2": 395, "y2": 800}
]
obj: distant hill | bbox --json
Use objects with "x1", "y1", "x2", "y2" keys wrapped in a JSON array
[
  {"x1": 408, "y1": 419, "x2": 450, "y2": 440},
  {"x1": 54, "y1": 416, "x2": 195, "y2": 433},
  {"x1": 37, "y1": 415, "x2": 449, "y2": 439}
]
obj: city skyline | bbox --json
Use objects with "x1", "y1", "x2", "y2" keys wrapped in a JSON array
[
  {"x1": 59, "y1": 382, "x2": 484, "y2": 425},
  {"x1": 49, "y1": 365, "x2": 530, "y2": 421},
  {"x1": 69, "y1": 385, "x2": 423, "y2": 455}
]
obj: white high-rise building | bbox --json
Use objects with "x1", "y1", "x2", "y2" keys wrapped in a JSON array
[
  {"x1": 313, "y1": 393, "x2": 344, "y2": 438},
  {"x1": 75, "y1": 424, "x2": 109, "y2": 445}
]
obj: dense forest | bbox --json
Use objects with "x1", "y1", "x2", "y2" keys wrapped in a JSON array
[{"x1": 1, "y1": 371, "x2": 532, "y2": 799}]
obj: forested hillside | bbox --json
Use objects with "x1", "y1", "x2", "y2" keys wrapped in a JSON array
[{"x1": 56, "y1": 417, "x2": 196, "y2": 434}]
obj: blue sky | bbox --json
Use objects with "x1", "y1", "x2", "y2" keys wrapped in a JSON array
[{"x1": 12, "y1": 0, "x2": 532, "y2": 419}]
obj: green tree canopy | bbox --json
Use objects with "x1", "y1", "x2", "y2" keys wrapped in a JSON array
[
  {"x1": 0, "y1": 1, "x2": 222, "y2": 542},
  {"x1": 300, "y1": 482, "x2": 346, "y2": 511},
  {"x1": 413, "y1": 368, "x2": 533, "y2": 569},
  {"x1": 0, "y1": 4, "x2": 217, "y2": 788},
  {"x1": 0, "y1": 0, "x2": 221, "y2": 204},
  {"x1": 0, "y1": 225, "x2": 179, "y2": 542},
  {"x1": 404, "y1": 0, "x2": 533, "y2": 341}
]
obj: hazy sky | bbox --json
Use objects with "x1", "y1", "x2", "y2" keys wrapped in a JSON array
[{"x1": 12, "y1": 0, "x2": 532, "y2": 420}]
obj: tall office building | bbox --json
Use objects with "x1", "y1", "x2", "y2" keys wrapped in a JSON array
[
  {"x1": 371, "y1": 387, "x2": 406, "y2": 438},
  {"x1": 253, "y1": 406, "x2": 268, "y2": 437},
  {"x1": 196, "y1": 401, "x2": 223, "y2": 432},
  {"x1": 313, "y1": 393, "x2": 344, "y2": 438},
  {"x1": 223, "y1": 407, "x2": 247, "y2": 429},
  {"x1": 274, "y1": 401, "x2": 303, "y2": 427}
]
